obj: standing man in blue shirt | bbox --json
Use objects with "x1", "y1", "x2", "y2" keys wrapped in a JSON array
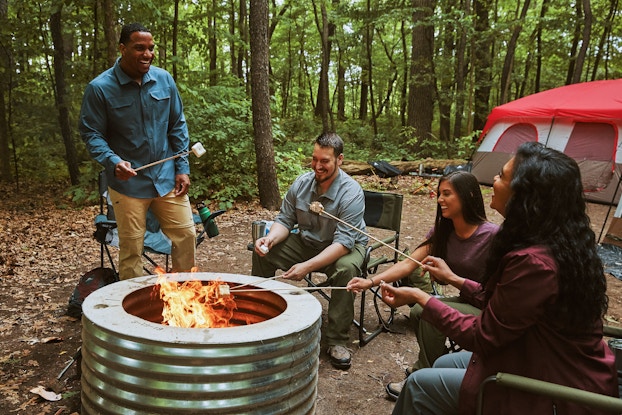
[
  {"x1": 80, "y1": 23, "x2": 196, "y2": 280},
  {"x1": 252, "y1": 132, "x2": 368, "y2": 370}
]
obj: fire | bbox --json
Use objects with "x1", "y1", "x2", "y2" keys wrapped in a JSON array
[{"x1": 156, "y1": 274, "x2": 237, "y2": 328}]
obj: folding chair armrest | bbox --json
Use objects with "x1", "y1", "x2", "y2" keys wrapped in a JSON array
[
  {"x1": 367, "y1": 235, "x2": 397, "y2": 251},
  {"x1": 604, "y1": 324, "x2": 622, "y2": 338},
  {"x1": 477, "y1": 372, "x2": 622, "y2": 415}
]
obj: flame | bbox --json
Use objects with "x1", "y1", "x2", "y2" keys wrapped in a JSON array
[{"x1": 156, "y1": 274, "x2": 237, "y2": 328}]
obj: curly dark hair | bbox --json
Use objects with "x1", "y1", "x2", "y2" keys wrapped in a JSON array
[
  {"x1": 422, "y1": 171, "x2": 487, "y2": 258},
  {"x1": 483, "y1": 142, "x2": 607, "y2": 329}
]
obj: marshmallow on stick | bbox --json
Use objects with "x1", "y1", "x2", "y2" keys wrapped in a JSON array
[
  {"x1": 309, "y1": 201, "x2": 424, "y2": 267},
  {"x1": 134, "y1": 142, "x2": 206, "y2": 172}
]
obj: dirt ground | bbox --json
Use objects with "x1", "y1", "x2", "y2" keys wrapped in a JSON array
[{"x1": 1, "y1": 174, "x2": 621, "y2": 415}]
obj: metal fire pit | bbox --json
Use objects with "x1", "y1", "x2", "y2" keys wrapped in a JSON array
[{"x1": 81, "y1": 272, "x2": 322, "y2": 414}]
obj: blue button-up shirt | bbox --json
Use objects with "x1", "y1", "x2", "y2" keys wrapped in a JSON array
[
  {"x1": 79, "y1": 58, "x2": 190, "y2": 198},
  {"x1": 276, "y1": 169, "x2": 368, "y2": 251}
]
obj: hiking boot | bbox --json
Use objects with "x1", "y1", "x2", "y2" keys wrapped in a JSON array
[
  {"x1": 385, "y1": 378, "x2": 406, "y2": 401},
  {"x1": 327, "y1": 345, "x2": 351, "y2": 370}
]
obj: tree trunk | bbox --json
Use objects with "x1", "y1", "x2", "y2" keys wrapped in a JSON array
[
  {"x1": 337, "y1": 45, "x2": 346, "y2": 121},
  {"x1": 571, "y1": 0, "x2": 592, "y2": 84},
  {"x1": 400, "y1": 19, "x2": 408, "y2": 127},
  {"x1": 50, "y1": 6, "x2": 79, "y2": 185},
  {"x1": 366, "y1": 0, "x2": 377, "y2": 136},
  {"x1": 590, "y1": 0, "x2": 616, "y2": 81},
  {"x1": 565, "y1": 1, "x2": 581, "y2": 85},
  {"x1": 209, "y1": 0, "x2": 218, "y2": 86},
  {"x1": 313, "y1": 0, "x2": 332, "y2": 131},
  {"x1": 407, "y1": 0, "x2": 436, "y2": 154},
  {"x1": 238, "y1": 0, "x2": 248, "y2": 83},
  {"x1": 250, "y1": 0, "x2": 281, "y2": 210},
  {"x1": 172, "y1": 0, "x2": 179, "y2": 80},
  {"x1": 452, "y1": 0, "x2": 470, "y2": 139},
  {"x1": 472, "y1": 0, "x2": 492, "y2": 131},
  {"x1": 0, "y1": 0, "x2": 11, "y2": 182},
  {"x1": 102, "y1": 0, "x2": 116, "y2": 68},
  {"x1": 499, "y1": 0, "x2": 531, "y2": 104},
  {"x1": 535, "y1": 0, "x2": 549, "y2": 93}
]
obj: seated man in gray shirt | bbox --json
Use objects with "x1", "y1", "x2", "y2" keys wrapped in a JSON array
[{"x1": 252, "y1": 132, "x2": 368, "y2": 370}]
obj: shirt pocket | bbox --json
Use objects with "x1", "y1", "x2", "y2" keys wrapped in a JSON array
[
  {"x1": 107, "y1": 96, "x2": 136, "y2": 138},
  {"x1": 149, "y1": 89, "x2": 171, "y2": 115}
]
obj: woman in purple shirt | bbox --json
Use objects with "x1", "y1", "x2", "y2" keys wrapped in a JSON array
[
  {"x1": 382, "y1": 142, "x2": 617, "y2": 415},
  {"x1": 348, "y1": 171, "x2": 498, "y2": 400}
]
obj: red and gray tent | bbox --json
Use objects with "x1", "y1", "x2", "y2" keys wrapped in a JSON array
[{"x1": 471, "y1": 79, "x2": 622, "y2": 206}]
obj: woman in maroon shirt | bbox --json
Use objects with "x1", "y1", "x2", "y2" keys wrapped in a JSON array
[{"x1": 381, "y1": 142, "x2": 617, "y2": 415}]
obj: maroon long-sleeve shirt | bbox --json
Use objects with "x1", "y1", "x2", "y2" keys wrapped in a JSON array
[{"x1": 423, "y1": 245, "x2": 618, "y2": 415}]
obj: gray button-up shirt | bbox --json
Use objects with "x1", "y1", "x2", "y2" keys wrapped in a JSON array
[{"x1": 275, "y1": 169, "x2": 368, "y2": 251}]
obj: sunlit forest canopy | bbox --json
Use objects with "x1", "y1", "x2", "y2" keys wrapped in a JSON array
[{"x1": 0, "y1": 0, "x2": 619, "y2": 205}]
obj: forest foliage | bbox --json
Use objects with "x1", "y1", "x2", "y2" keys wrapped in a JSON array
[{"x1": 0, "y1": 0, "x2": 619, "y2": 207}]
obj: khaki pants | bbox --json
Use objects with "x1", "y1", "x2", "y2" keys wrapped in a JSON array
[
  {"x1": 108, "y1": 188, "x2": 196, "y2": 280},
  {"x1": 252, "y1": 232, "x2": 365, "y2": 346}
]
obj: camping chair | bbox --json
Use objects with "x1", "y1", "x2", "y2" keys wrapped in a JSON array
[
  {"x1": 476, "y1": 372, "x2": 622, "y2": 414},
  {"x1": 93, "y1": 171, "x2": 211, "y2": 275},
  {"x1": 476, "y1": 324, "x2": 622, "y2": 414},
  {"x1": 304, "y1": 190, "x2": 404, "y2": 346}
]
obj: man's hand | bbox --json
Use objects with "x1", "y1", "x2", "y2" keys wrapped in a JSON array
[
  {"x1": 282, "y1": 263, "x2": 313, "y2": 281},
  {"x1": 114, "y1": 161, "x2": 137, "y2": 181},
  {"x1": 175, "y1": 174, "x2": 190, "y2": 196}
]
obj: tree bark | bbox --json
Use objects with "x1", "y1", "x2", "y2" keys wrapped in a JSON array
[
  {"x1": 472, "y1": 0, "x2": 492, "y2": 131},
  {"x1": 407, "y1": 0, "x2": 436, "y2": 154},
  {"x1": 50, "y1": 6, "x2": 79, "y2": 185},
  {"x1": 452, "y1": 0, "x2": 470, "y2": 139},
  {"x1": 209, "y1": 0, "x2": 218, "y2": 86},
  {"x1": 102, "y1": 0, "x2": 116, "y2": 68},
  {"x1": 250, "y1": 0, "x2": 281, "y2": 210},
  {"x1": 499, "y1": 0, "x2": 531, "y2": 104},
  {"x1": 571, "y1": 0, "x2": 592, "y2": 84},
  {"x1": 313, "y1": 0, "x2": 332, "y2": 131},
  {"x1": 0, "y1": 0, "x2": 11, "y2": 182}
]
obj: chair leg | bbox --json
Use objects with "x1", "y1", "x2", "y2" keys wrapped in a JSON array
[{"x1": 358, "y1": 286, "x2": 394, "y2": 346}]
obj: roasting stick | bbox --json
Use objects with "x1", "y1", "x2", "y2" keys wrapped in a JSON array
[
  {"x1": 134, "y1": 142, "x2": 207, "y2": 172},
  {"x1": 229, "y1": 275, "x2": 281, "y2": 291},
  {"x1": 308, "y1": 201, "x2": 424, "y2": 268},
  {"x1": 218, "y1": 284, "x2": 349, "y2": 297}
]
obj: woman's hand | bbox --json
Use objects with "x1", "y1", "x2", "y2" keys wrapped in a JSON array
[
  {"x1": 380, "y1": 283, "x2": 430, "y2": 308},
  {"x1": 421, "y1": 255, "x2": 464, "y2": 289},
  {"x1": 347, "y1": 277, "x2": 372, "y2": 293}
]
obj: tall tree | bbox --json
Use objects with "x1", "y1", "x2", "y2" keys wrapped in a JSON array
[
  {"x1": 250, "y1": 0, "x2": 280, "y2": 209},
  {"x1": 472, "y1": 0, "x2": 492, "y2": 131},
  {"x1": 407, "y1": 0, "x2": 436, "y2": 153},
  {"x1": 499, "y1": 0, "x2": 531, "y2": 104},
  {"x1": 452, "y1": 0, "x2": 470, "y2": 139},
  {"x1": 571, "y1": 0, "x2": 592, "y2": 84},
  {"x1": 50, "y1": 4, "x2": 79, "y2": 185},
  {"x1": 102, "y1": 0, "x2": 116, "y2": 68},
  {"x1": 313, "y1": 0, "x2": 332, "y2": 131},
  {"x1": 0, "y1": 0, "x2": 11, "y2": 182}
]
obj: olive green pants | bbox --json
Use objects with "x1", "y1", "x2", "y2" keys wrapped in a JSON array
[
  {"x1": 252, "y1": 232, "x2": 365, "y2": 346},
  {"x1": 410, "y1": 296, "x2": 481, "y2": 371}
]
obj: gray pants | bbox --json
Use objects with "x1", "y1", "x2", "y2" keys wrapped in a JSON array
[
  {"x1": 393, "y1": 351, "x2": 471, "y2": 415},
  {"x1": 251, "y1": 232, "x2": 365, "y2": 346}
]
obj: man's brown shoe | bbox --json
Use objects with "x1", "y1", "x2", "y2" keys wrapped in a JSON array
[{"x1": 327, "y1": 345, "x2": 351, "y2": 370}]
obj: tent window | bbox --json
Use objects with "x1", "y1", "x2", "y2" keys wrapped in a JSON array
[
  {"x1": 492, "y1": 123, "x2": 538, "y2": 153},
  {"x1": 565, "y1": 122, "x2": 616, "y2": 161}
]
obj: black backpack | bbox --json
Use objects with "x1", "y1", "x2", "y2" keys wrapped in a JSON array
[{"x1": 67, "y1": 267, "x2": 118, "y2": 318}]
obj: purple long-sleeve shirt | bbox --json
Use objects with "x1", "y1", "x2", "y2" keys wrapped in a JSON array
[{"x1": 423, "y1": 245, "x2": 618, "y2": 415}]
